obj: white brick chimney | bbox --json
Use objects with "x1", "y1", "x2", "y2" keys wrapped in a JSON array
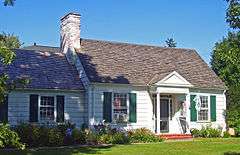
[{"x1": 60, "y1": 12, "x2": 81, "y2": 64}]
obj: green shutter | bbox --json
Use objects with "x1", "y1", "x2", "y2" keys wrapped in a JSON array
[
  {"x1": 129, "y1": 93, "x2": 137, "y2": 123},
  {"x1": 210, "y1": 95, "x2": 216, "y2": 122},
  {"x1": 103, "y1": 92, "x2": 112, "y2": 123},
  {"x1": 190, "y1": 95, "x2": 197, "y2": 122},
  {"x1": 57, "y1": 95, "x2": 65, "y2": 123},
  {"x1": 0, "y1": 96, "x2": 8, "y2": 123},
  {"x1": 29, "y1": 94, "x2": 38, "y2": 122}
]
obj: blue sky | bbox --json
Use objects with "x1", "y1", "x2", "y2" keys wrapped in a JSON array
[{"x1": 0, "y1": 0, "x2": 229, "y2": 63}]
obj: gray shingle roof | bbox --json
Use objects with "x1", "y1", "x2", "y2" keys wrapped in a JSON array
[
  {"x1": 10, "y1": 38, "x2": 226, "y2": 90},
  {"x1": 1, "y1": 48, "x2": 84, "y2": 90},
  {"x1": 78, "y1": 39, "x2": 226, "y2": 89}
]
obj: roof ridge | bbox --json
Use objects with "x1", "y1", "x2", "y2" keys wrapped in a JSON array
[
  {"x1": 22, "y1": 45, "x2": 60, "y2": 49},
  {"x1": 16, "y1": 48, "x2": 60, "y2": 53},
  {"x1": 81, "y1": 38, "x2": 196, "y2": 52},
  {"x1": 21, "y1": 38, "x2": 196, "y2": 52}
]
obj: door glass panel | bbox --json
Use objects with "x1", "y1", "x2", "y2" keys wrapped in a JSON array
[
  {"x1": 160, "y1": 121, "x2": 168, "y2": 131},
  {"x1": 160, "y1": 98, "x2": 170, "y2": 132},
  {"x1": 160, "y1": 99, "x2": 169, "y2": 118}
]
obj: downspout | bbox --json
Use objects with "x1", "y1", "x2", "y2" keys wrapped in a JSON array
[
  {"x1": 147, "y1": 84, "x2": 156, "y2": 133},
  {"x1": 91, "y1": 85, "x2": 95, "y2": 125}
]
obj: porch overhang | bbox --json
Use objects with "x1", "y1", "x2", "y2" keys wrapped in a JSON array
[{"x1": 156, "y1": 87, "x2": 189, "y2": 94}]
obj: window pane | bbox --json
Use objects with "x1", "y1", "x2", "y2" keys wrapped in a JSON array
[
  {"x1": 114, "y1": 93, "x2": 127, "y2": 107},
  {"x1": 113, "y1": 93, "x2": 128, "y2": 123},
  {"x1": 200, "y1": 96, "x2": 208, "y2": 108},
  {"x1": 198, "y1": 110, "x2": 208, "y2": 121},
  {"x1": 40, "y1": 96, "x2": 54, "y2": 121}
]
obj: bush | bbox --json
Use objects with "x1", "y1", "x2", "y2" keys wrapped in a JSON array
[
  {"x1": 227, "y1": 105, "x2": 240, "y2": 128},
  {"x1": 86, "y1": 130, "x2": 99, "y2": 145},
  {"x1": 14, "y1": 123, "x2": 48, "y2": 147},
  {"x1": 98, "y1": 134, "x2": 112, "y2": 144},
  {"x1": 14, "y1": 122, "x2": 80, "y2": 147},
  {"x1": 223, "y1": 131, "x2": 231, "y2": 138},
  {"x1": 48, "y1": 128, "x2": 64, "y2": 146},
  {"x1": 86, "y1": 124, "x2": 130, "y2": 145},
  {"x1": 0, "y1": 124, "x2": 25, "y2": 149},
  {"x1": 72, "y1": 128, "x2": 86, "y2": 144},
  {"x1": 13, "y1": 123, "x2": 164, "y2": 147},
  {"x1": 190, "y1": 126, "x2": 222, "y2": 138},
  {"x1": 234, "y1": 125, "x2": 240, "y2": 137},
  {"x1": 14, "y1": 123, "x2": 41, "y2": 147},
  {"x1": 57, "y1": 122, "x2": 75, "y2": 135},
  {"x1": 190, "y1": 128, "x2": 200, "y2": 138},
  {"x1": 38, "y1": 126, "x2": 49, "y2": 146},
  {"x1": 128, "y1": 128, "x2": 163, "y2": 143},
  {"x1": 226, "y1": 105, "x2": 240, "y2": 137},
  {"x1": 110, "y1": 132, "x2": 129, "y2": 144},
  {"x1": 90, "y1": 132, "x2": 129, "y2": 144}
]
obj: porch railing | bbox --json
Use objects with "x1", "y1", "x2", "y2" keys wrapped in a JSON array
[{"x1": 177, "y1": 116, "x2": 189, "y2": 134}]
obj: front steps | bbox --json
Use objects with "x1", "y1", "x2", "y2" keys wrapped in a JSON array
[{"x1": 159, "y1": 134, "x2": 193, "y2": 140}]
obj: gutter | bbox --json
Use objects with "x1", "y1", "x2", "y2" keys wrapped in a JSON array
[
  {"x1": 91, "y1": 82, "x2": 148, "y2": 87},
  {"x1": 13, "y1": 88, "x2": 85, "y2": 93}
]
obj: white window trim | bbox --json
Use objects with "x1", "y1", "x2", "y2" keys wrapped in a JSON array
[
  {"x1": 38, "y1": 95, "x2": 57, "y2": 123},
  {"x1": 111, "y1": 92, "x2": 129, "y2": 124},
  {"x1": 195, "y1": 94, "x2": 211, "y2": 123}
]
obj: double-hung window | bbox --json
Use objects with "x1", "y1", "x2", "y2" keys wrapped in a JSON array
[
  {"x1": 198, "y1": 95, "x2": 209, "y2": 121},
  {"x1": 113, "y1": 93, "x2": 128, "y2": 123},
  {"x1": 40, "y1": 96, "x2": 55, "y2": 121}
]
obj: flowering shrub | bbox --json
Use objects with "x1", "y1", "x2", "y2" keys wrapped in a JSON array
[
  {"x1": 12, "y1": 123, "x2": 163, "y2": 147},
  {"x1": 128, "y1": 128, "x2": 163, "y2": 143},
  {"x1": 86, "y1": 124, "x2": 130, "y2": 144},
  {"x1": 13, "y1": 122, "x2": 79, "y2": 147}
]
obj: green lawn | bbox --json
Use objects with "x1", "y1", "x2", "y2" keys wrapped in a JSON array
[{"x1": 1, "y1": 138, "x2": 240, "y2": 155}]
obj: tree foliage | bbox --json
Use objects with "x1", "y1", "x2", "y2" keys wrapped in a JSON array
[
  {"x1": 0, "y1": 33, "x2": 21, "y2": 65},
  {"x1": 211, "y1": 0, "x2": 240, "y2": 129},
  {"x1": 3, "y1": 0, "x2": 15, "y2": 6},
  {"x1": 226, "y1": 0, "x2": 240, "y2": 29},
  {"x1": 211, "y1": 32, "x2": 240, "y2": 106},
  {"x1": 0, "y1": 33, "x2": 24, "y2": 103},
  {"x1": 165, "y1": 38, "x2": 177, "y2": 47},
  {"x1": 211, "y1": 32, "x2": 240, "y2": 86},
  {"x1": 1, "y1": 1, "x2": 29, "y2": 104}
]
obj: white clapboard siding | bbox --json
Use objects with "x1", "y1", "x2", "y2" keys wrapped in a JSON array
[
  {"x1": 90, "y1": 84, "x2": 154, "y2": 131},
  {"x1": 188, "y1": 91, "x2": 226, "y2": 131},
  {"x1": 8, "y1": 90, "x2": 87, "y2": 127}
]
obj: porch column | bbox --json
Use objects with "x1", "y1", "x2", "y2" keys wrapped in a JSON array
[
  {"x1": 185, "y1": 93, "x2": 191, "y2": 134},
  {"x1": 156, "y1": 92, "x2": 160, "y2": 134}
]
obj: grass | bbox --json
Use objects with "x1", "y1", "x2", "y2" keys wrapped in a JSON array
[{"x1": 0, "y1": 138, "x2": 240, "y2": 155}]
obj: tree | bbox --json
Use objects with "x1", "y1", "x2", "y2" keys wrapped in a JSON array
[
  {"x1": 211, "y1": 32, "x2": 240, "y2": 86},
  {"x1": 165, "y1": 38, "x2": 177, "y2": 47},
  {"x1": 211, "y1": 1, "x2": 240, "y2": 129},
  {"x1": 1, "y1": 0, "x2": 28, "y2": 104},
  {"x1": 0, "y1": 33, "x2": 23, "y2": 102},
  {"x1": 3, "y1": 0, "x2": 15, "y2": 6},
  {"x1": 211, "y1": 32, "x2": 240, "y2": 106},
  {"x1": 226, "y1": 0, "x2": 240, "y2": 29}
]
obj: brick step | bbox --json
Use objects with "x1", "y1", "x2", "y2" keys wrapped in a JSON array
[{"x1": 159, "y1": 134, "x2": 193, "y2": 140}]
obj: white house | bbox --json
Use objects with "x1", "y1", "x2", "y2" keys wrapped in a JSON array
[{"x1": 0, "y1": 13, "x2": 227, "y2": 134}]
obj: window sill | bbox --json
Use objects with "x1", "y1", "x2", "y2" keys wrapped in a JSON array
[
  {"x1": 110, "y1": 122, "x2": 136, "y2": 126},
  {"x1": 196, "y1": 121, "x2": 211, "y2": 123}
]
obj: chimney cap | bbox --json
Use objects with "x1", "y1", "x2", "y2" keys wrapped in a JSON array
[{"x1": 61, "y1": 12, "x2": 81, "y2": 21}]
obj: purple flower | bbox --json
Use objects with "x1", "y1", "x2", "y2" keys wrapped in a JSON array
[{"x1": 66, "y1": 128, "x2": 72, "y2": 136}]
